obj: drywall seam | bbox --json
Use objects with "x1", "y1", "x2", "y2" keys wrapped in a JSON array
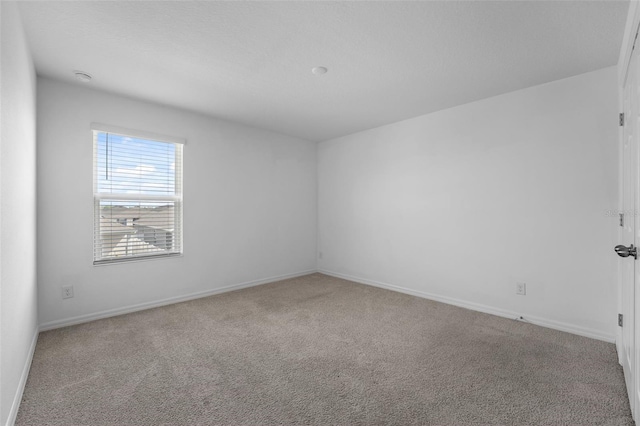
[
  {"x1": 39, "y1": 269, "x2": 317, "y2": 331},
  {"x1": 319, "y1": 269, "x2": 615, "y2": 343}
]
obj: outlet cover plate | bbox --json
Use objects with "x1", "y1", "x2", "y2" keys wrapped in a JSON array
[{"x1": 62, "y1": 285, "x2": 74, "y2": 299}]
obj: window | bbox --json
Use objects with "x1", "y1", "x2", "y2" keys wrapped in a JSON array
[{"x1": 92, "y1": 124, "x2": 184, "y2": 264}]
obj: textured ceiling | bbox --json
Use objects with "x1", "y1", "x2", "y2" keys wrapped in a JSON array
[{"x1": 18, "y1": 1, "x2": 629, "y2": 142}]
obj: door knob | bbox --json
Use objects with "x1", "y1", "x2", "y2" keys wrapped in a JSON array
[{"x1": 615, "y1": 244, "x2": 638, "y2": 259}]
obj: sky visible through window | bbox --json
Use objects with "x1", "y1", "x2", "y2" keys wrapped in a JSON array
[{"x1": 95, "y1": 132, "x2": 176, "y2": 200}]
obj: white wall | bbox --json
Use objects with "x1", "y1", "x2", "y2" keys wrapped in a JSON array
[
  {"x1": 0, "y1": 3, "x2": 38, "y2": 426},
  {"x1": 318, "y1": 67, "x2": 619, "y2": 341},
  {"x1": 37, "y1": 78, "x2": 317, "y2": 327}
]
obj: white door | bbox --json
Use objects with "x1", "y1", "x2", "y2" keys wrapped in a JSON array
[{"x1": 619, "y1": 33, "x2": 640, "y2": 418}]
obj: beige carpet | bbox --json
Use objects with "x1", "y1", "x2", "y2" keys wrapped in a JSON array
[{"x1": 16, "y1": 273, "x2": 633, "y2": 425}]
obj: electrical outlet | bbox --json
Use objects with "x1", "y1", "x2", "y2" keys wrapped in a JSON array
[
  {"x1": 516, "y1": 282, "x2": 526, "y2": 296},
  {"x1": 62, "y1": 285, "x2": 74, "y2": 299}
]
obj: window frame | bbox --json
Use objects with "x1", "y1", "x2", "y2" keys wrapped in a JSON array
[{"x1": 91, "y1": 123, "x2": 184, "y2": 265}]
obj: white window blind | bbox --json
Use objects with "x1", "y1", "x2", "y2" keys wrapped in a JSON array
[{"x1": 92, "y1": 124, "x2": 184, "y2": 264}]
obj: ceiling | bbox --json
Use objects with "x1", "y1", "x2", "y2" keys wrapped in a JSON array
[{"x1": 17, "y1": 1, "x2": 629, "y2": 142}]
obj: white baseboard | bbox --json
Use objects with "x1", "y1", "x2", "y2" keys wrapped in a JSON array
[
  {"x1": 616, "y1": 325, "x2": 624, "y2": 365},
  {"x1": 39, "y1": 269, "x2": 317, "y2": 332},
  {"x1": 318, "y1": 269, "x2": 615, "y2": 343},
  {"x1": 6, "y1": 327, "x2": 39, "y2": 426}
]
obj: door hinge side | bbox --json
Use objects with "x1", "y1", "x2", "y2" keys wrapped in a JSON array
[
  {"x1": 620, "y1": 113, "x2": 625, "y2": 127},
  {"x1": 619, "y1": 313, "x2": 624, "y2": 327}
]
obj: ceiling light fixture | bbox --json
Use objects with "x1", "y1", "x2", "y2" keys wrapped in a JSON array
[
  {"x1": 73, "y1": 70, "x2": 92, "y2": 82},
  {"x1": 312, "y1": 66, "x2": 328, "y2": 75}
]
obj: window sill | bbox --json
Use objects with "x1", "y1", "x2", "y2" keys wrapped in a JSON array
[{"x1": 93, "y1": 253, "x2": 183, "y2": 266}]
